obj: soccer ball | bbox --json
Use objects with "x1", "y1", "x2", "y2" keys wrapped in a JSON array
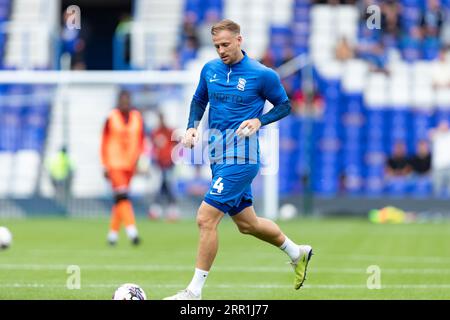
[
  {"x1": 279, "y1": 203, "x2": 298, "y2": 221},
  {"x1": 0, "y1": 226, "x2": 12, "y2": 250},
  {"x1": 112, "y1": 283, "x2": 147, "y2": 300}
]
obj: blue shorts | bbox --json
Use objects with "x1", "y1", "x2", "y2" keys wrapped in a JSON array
[{"x1": 204, "y1": 163, "x2": 260, "y2": 216}]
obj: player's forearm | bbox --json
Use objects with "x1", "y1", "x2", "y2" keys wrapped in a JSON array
[
  {"x1": 258, "y1": 100, "x2": 291, "y2": 126},
  {"x1": 187, "y1": 98, "x2": 207, "y2": 129}
]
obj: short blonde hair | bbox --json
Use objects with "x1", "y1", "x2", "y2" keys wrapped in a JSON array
[{"x1": 211, "y1": 19, "x2": 240, "y2": 35}]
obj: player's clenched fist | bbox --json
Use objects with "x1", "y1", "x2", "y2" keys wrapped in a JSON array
[
  {"x1": 237, "y1": 118, "x2": 261, "y2": 137},
  {"x1": 183, "y1": 128, "x2": 199, "y2": 148}
]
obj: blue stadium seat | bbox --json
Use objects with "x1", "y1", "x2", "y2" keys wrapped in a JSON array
[
  {"x1": 422, "y1": 37, "x2": 440, "y2": 61},
  {"x1": 434, "y1": 109, "x2": 450, "y2": 124},
  {"x1": 0, "y1": 106, "x2": 21, "y2": 152},
  {"x1": 313, "y1": 175, "x2": 338, "y2": 196},
  {"x1": 401, "y1": 0, "x2": 423, "y2": 6},
  {"x1": 365, "y1": 175, "x2": 385, "y2": 196},
  {"x1": 400, "y1": 36, "x2": 423, "y2": 62},
  {"x1": 411, "y1": 175, "x2": 432, "y2": 198},
  {"x1": 385, "y1": 176, "x2": 411, "y2": 197}
]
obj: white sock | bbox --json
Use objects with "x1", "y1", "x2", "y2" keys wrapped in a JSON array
[
  {"x1": 279, "y1": 236, "x2": 300, "y2": 261},
  {"x1": 187, "y1": 268, "x2": 209, "y2": 296},
  {"x1": 107, "y1": 231, "x2": 118, "y2": 243},
  {"x1": 125, "y1": 225, "x2": 138, "y2": 239}
]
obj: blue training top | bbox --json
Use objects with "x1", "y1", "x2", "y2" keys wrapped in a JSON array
[{"x1": 188, "y1": 51, "x2": 290, "y2": 164}]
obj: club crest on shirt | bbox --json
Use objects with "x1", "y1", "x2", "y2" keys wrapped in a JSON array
[{"x1": 237, "y1": 78, "x2": 246, "y2": 91}]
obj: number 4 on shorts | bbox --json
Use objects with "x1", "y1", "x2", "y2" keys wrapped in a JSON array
[{"x1": 213, "y1": 177, "x2": 224, "y2": 194}]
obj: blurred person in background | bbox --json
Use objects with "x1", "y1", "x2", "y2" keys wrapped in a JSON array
[
  {"x1": 198, "y1": 9, "x2": 221, "y2": 47},
  {"x1": 148, "y1": 112, "x2": 179, "y2": 221},
  {"x1": 400, "y1": 25, "x2": 424, "y2": 62},
  {"x1": 380, "y1": 0, "x2": 401, "y2": 50},
  {"x1": 46, "y1": 145, "x2": 74, "y2": 204},
  {"x1": 178, "y1": 14, "x2": 200, "y2": 67},
  {"x1": 61, "y1": 11, "x2": 81, "y2": 59},
  {"x1": 409, "y1": 139, "x2": 432, "y2": 176},
  {"x1": 115, "y1": 13, "x2": 132, "y2": 66},
  {"x1": 61, "y1": 10, "x2": 86, "y2": 70},
  {"x1": 421, "y1": 0, "x2": 445, "y2": 38},
  {"x1": 260, "y1": 49, "x2": 276, "y2": 69},
  {"x1": 335, "y1": 36, "x2": 355, "y2": 62},
  {"x1": 101, "y1": 90, "x2": 144, "y2": 246},
  {"x1": 429, "y1": 120, "x2": 450, "y2": 197},
  {"x1": 385, "y1": 141, "x2": 411, "y2": 177},
  {"x1": 291, "y1": 82, "x2": 324, "y2": 117},
  {"x1": 355, "y1": 24, "x2": 389, "y2": 72},
  {"x1": 431, "y1": 48, "x2": 450, "y2": 89},
  {"x1": 70, "y1": 39, "x2": 87, "y2": 70}
]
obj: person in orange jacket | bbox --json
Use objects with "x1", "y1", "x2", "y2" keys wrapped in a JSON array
[{"x1": 101, "y1": 90, "x2": 144, "y2": 245}]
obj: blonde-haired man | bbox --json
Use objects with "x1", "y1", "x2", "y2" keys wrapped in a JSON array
[{"x1": 165, "y1": 19, "x2": 312, "y2": 300}]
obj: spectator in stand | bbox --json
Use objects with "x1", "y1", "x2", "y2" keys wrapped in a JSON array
[
  {"x1": 181, "y1": 15, "x2": 200, "y2": 49},
  {"x1": 421, "y1": 0, "x2": 445, "y2": 38},
  {"x1": 291, "y1": 86, "x2": 324, "y2": 117},
  {"x1": 431, "y1": 48, "x2": 450, "y2": 89},
  {"x1": 179, "y1": 37, "x2": 198, "y2": 67},
  {"x1": 355, "y1": 20, "x2": 389, "y2": 72},
  {"x1": 61, "y1": 11, "x2": 81, "y2": 57},
  {"x1": 198, "y1": 9, "x2": 221, "y2": 47},
  {"x1": 260, "y1": 49, "x2": 276, "y2": 69},
  {"x1": 400, "y1": 25, "x2": 424, "y2": 62},
  {"x1": 356, "y1": 41, "x2": 388, "y2": 72},
  {"x1": 385, "y1": 141, "x2": 411, "y2": 177},
  {"x1": 178, "y1": 15, "x2": 200, "y2": 67},
  {"x1": 71, "y1": 39, "x2": 86, "y2": 70},
  {"x1": 380, "y1": 0, "x2": 401, "y2": 50},
  {"x1": 409, "y1": 140, "x2": 432, "y2": 176},
  {"x1": 429, "y1": 120, "x2": 450, "y2": 197},
  {"x1": 115, "y1": 13, "x2": 132, "y2": 66},
  {"x1": 381, "y1": 0, "x2": 401, "y2": 33},
  {"x1": 335, "y1": 37, "x2": 355, "y2": 61},
  {"x1": 61, "y1": 10, "x2": 87, "y2": 70}
]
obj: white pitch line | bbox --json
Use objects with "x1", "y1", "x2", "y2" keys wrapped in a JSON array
[
  {"x1": 24, "y1": 249, "x2": 450, "y2": 264},
  {"x1": 0, "y1": 283, "x2": 450, "y2": 290},
  {"x1": 0, "y1": 264, "x2": 450, "y2": 275},
  {"x1": 323, "y1": 254, "x2": 450, "y2": 264}
]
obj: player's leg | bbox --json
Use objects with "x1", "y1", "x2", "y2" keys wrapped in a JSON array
[
  {"x1": 231, "y1": 205, "x2": 286, "y2": 247},
  {"x1": 148, "y1": 167, "x2": 164, "y2": 220},
  {"x1": 160, "y1": 168, "x2": 179, "y2": 221},
  {"x1": 108, "y1": 203, "x2": 121, "y2": 245},
  {"x1": 107, "y1": 170, "x2": 122, "y2": 245},
  {"x1": 121, "y1": 170, "x2": 140, "y2": 245},
  {"x1": 194, "y1": 201, "x2": 224, "y2": 271},
  {"x1": 164, "y1": 201, "x2": 224, "y2": 300},
  {"x1": 231, "y1": 205, "x2": 313, "y2": 289},
  {"x1": 111, "y1": 170, "x2": 140, "y2": 245}
]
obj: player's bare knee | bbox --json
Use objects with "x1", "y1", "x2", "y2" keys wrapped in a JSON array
[
  {"x1": 196, "y1": 213, "x2": 219, "y2": 231},
  {"x1": 197, "y1": 217, "x2": 217, "y2": 231}
]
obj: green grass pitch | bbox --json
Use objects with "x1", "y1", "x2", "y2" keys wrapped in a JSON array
[{"x1": 0, "y1": 216, "x2": 449, "y2": 299}]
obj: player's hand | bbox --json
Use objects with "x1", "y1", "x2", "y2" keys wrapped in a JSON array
[
  {"x1": 103, "y1": 169, "x2": 110, "y2": 180},
  {"x1": 237, "y1": 118, "x2": 261, "y2": 137},
  {"x1": 182, "y1": 128, "x2": 199, "y2": 148}
]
